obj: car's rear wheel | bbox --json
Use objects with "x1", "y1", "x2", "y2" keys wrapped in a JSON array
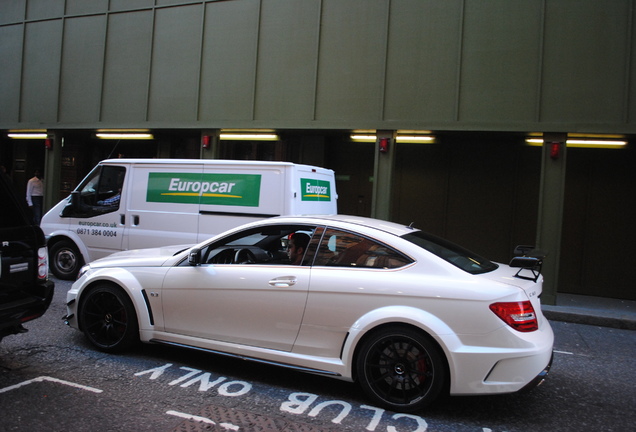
[
  {"x1": 356, "y1": 326, "x2": 446, "y2": 412},
  {"x1": 50, "y1": 240, "x2": 83, "y2": 280},
  {"x1": 78, "y1": 284, "x2": 139, "y2": 353}
]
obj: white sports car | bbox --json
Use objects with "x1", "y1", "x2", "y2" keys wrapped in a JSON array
[{"x1": 64, "y1": 215, "x2": 553, "y2": 412}]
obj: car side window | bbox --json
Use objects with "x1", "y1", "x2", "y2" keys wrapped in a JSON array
[
  {"x1": 314, "y1": 228, "x2": 412, "y2": 269},
  {"x1": 197, "y1": 224, "x2": 318, "y2": 266}
]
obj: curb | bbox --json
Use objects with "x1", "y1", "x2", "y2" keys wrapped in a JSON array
[{"x1": 542, "y1": 306, "x2": 636, "y2": 330}]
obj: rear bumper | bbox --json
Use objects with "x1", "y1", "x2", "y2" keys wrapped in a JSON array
[
  {"x1": 447, "y1": 320, "x2": 554, "y2": 396},
  {"x1": 0, "y1": 280, "x2": 55, "y2": 338},
  {"x1": 521, "y1": 351, "x2": 553, "y2": 391}
]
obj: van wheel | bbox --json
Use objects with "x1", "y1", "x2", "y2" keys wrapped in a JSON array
[
  {"x1": 78, "y1": 284, "x2": 139, "y2": 353},
  {"x1": 50, "y1": 240, "x2": 83, "y2": 280}
]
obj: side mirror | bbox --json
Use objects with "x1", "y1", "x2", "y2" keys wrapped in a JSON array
[
  {"x1": 188, "y1": 248, "x2": 201, "y2": 266},
  {"x1": 60, "y1": 191, "x2": 80, "y2": 217},
  {"x1": 70, "y1": 191, "x2": 81, "y2": 212}
]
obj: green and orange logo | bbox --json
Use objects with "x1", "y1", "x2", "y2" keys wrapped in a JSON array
[
  {"x1": 301, "y1": 178, "x2": 331, "y2": 201},
  {"x1": 147, "y1": 172, "x2": 261, "y2": 207}
]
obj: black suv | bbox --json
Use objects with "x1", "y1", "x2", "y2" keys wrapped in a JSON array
[{"x1": 0, "y1": 169, "x2": 54, "y2": 341}]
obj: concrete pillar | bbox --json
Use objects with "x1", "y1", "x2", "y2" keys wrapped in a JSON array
[
  {"x1": 371, "y1": 130, "x2": 396, "y2": 221},
  {"x1": 43, "y1": 130, "x2": 62, "y2": 213},
  {"x1": 536, "y1": 133, "x2": 567, "y2": 305}
]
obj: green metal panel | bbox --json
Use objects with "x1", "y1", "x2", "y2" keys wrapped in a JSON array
[
  {"x1": 101, "y1": 11, "x2": 154, "y2": 123},
  {"x1": 199, "y1": 0, "x2": 260, "y2": 122},
  {"x1": 540, "y1": 0, "x2": 631, "y2": 124},
  {"x1": 384, "y1": 0, "x2": 462, "y2": 123},
  {"x1": 254, "y1": 0, "x2": 321, "y2": 122},
  {"x1": 65, "y1": 0, "x2": 108, "y2": 15},
  {"x1": 0, "y1": 1, "x2": 25, "y2": 25},
  {"x1": 459, "y1": 0, "x2": 543, "y2": 123},
  {"x1": 0, "y1": 25, "x2": 23, "y2": 123},
  {"x1": 20, "y1": 20, "x2": 63, "y2": 124},
  {"x1": 315, "y1": 0, "x2": 388, "y2": 123},
  {"x1": 109, "y1": 0, "x2": 155, "y2": 12},
  {"x1": 157, "y1": 0, "x2": 192, "y2": 6},
  {"x1": 59, "y1": 15, "x2": 107, "y2": 123},
  {"x1": 0, "y1": 0, "x2": 635, "y2": 133},
  {"x1": 148, "y1": 4, "x2": 203, "y2": 122},
  {"x1": 26, "y1": 0, "x2": 64, "y2": 21}
]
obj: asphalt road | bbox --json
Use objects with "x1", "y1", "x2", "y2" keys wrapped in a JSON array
[{"x1": 1, "y1": 277, "x2": 634, "y2": 432}]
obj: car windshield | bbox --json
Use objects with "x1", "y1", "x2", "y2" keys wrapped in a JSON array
[{"x1": 401, "y1": 231, "x2": 498, "y2": 274}]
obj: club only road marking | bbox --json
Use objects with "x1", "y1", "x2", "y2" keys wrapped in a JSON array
[{"x1": 0, "y1": 376, "x2": 103, "y2": 394}]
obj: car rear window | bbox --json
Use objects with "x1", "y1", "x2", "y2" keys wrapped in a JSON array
[
  {"x1": 314, "y1": 228, "x2": 413, "y2": 269},
  {"x1": 401, "y1": 231, "x2": 498, "y2": 274}
]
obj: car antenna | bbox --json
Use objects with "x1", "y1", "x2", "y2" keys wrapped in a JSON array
[{"x1": 107, "y1": 139, "x2": 121, "y2": 159}]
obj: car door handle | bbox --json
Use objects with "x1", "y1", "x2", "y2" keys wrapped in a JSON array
[{"x1": 269, "y1": 276, "x2": 297, "y2": 287}]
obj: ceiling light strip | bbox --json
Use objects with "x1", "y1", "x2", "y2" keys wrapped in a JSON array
[
  {"x1": 219, "y1": 133, "x2": 279, "y2": 141},
  {"x1": 96, "y1": 133, "x2": 154, "y2": 139},
  {"x1": 526, "y1": 138, "x2": 627, "y2": 148}
]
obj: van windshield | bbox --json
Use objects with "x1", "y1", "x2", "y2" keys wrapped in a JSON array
[{"x1": 401, "y1": 231, "x2": 498, "y2": 274}]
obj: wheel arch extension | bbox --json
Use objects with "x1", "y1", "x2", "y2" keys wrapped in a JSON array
[
  {"x1": 342, "y1": 307, "x2": 455, "y2": 383},
  {"x1": 76, "y1": 276, "x2": 151, "y2": 332}
]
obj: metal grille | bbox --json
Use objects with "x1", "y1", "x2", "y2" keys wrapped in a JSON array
[{"x1": 171, "y1": 404, "x2": 335, "y2": 432}]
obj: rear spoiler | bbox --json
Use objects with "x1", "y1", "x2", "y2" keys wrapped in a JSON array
[{"x1": 509, "y1": 245, "x2": 546, "y2": 283}]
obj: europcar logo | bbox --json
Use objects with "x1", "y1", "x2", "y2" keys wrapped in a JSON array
[
  {"x1": 147, "y1": 172, "x2": 261, "y2": 207},
  {"x1": 301, "y1": 178, "x2": 331, "y2": 201}
]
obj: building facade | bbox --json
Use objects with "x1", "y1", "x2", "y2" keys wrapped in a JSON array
[{"x1": 1, "y1": 0, "x2": 635, "y2": 301}]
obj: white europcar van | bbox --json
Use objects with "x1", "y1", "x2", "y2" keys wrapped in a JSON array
[{"x1": 41, "y1": 159, "x2": 337, "y2": 279}]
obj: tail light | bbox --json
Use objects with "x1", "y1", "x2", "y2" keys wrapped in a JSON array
[
  {"x1": 37, "y1": 247, "x2": 48, "y2": 281},
  {"x1": 489, "y1": 301, "x2": 538, "y2": 332}
]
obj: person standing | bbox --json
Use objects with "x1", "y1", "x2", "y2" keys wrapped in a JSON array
[{"x1": 26, "y1": 169, "x2": 44, "y2": 225}]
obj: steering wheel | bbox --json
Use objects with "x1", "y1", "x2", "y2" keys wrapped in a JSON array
[{"x1": 234, "y1": 248, "x2": 257, "y2": 264}]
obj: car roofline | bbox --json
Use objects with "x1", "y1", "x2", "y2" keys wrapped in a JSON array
[{"x1": 267, "y1": 214, "x2": 419, "y2": 237}]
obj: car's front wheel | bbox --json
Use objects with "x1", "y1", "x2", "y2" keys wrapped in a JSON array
[
  {"x1": 356, "y1": 326, "x2": 446, "y2": 412},
  {"x1": 78, "y1": 284, "x2": 139, "y2": 353}
]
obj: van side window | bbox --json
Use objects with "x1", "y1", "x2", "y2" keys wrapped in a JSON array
[
  {"x1": 314, "y1": 228, "x2": 412, "y2": 269},
  {"x1": 65, "y1": 166, "x2": 125, "y2": 217}
]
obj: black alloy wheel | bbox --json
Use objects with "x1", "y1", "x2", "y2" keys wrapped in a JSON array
[
  {"x1": 79, "y1": 284, "x2": 139, "y2": 353},
  {"x1": 356, "y1": 326, "x2": 446, "y2": 412}
]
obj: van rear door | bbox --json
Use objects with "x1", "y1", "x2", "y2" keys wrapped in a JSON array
[{"x1": 290, "y1": 165, "x2": 338, "y2": 215}]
